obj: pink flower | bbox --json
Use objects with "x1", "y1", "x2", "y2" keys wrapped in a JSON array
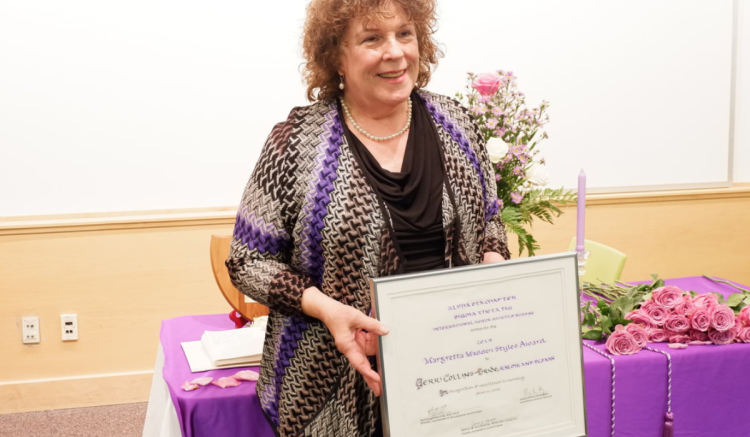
[
  {"x1": 689, "y1": 308, "x2": 711, "y2": 332},
  {"x1": 511, "y1": 192, "x2": 523, "y2": 204},
  {"x1": 692, "y1": 293, "x2": 719, "y2": 311},
  {"x1": 710, "y1": 305, "x2": 736, "y2": 332},
  {"x1": 652, "y1": 286, "x2": 684, "y2": 309},
  {"x1": 707, "y1": 327, "x2": 736, "y2": 345},
  {"x1": 641, "y1": 300, "x2": 669, "y2": 326},
  {"x1": 736, "y1": 326, "x2": 750, "y2": 343},
  {"x1": 606, "y1": 325, "x2": 641, "y2": 355},
  {"x1": 739, "y1": 306, "x2": 750, "y2": 326},
  {"x1": 672, "y1": 295, "x2": 695, "y2": 316},
  {"x1": 472, "y1": 72, "x2": 502, "y2": 96},
  {"x1": 689, "y1": 329, "x2": 710, "y2": 342},
  {"x1": 647, "y1": 328, "x2": 670, "y2": 343},
  {"x1": 625, "y1": 310, "x2": 656, "y2": 330},
  {"x1": 625, "y1": 323, "x2": 649, "y2": 348},
  {"x1": 669, "y1": 334, "x2": 691, "y2": 344},
  {"x1": 663, "y1": 314, "x2": 690, "y2": 333}
]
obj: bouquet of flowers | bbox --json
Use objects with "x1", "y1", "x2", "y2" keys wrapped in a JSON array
[
  {"x1": 580, "y1": 276, "x2": 750, "y2": 355},
  {"x1": 457, "y1": 71, "x2": 576, "y2": 256}
]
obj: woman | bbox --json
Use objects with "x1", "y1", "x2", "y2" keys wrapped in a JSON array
[{"x1": 226, "y1": 0, "x2": 510, "y2": 435}]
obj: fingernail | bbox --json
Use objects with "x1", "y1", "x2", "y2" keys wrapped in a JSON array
[{"x1": 380, "y1": 325, "x2": 390, "y2": 335}]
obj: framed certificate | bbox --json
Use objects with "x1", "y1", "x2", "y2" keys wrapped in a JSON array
[{"x1": 370, "y1": 252, "x2": 587, "y2": 437}]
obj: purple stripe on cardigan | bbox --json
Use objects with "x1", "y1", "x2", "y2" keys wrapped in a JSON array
[
  {"x1": 420, "y1": 93, "x2": 495, "y2": 221},
  {"x1": 233, "y1": 209, "x2": 292, "y2": 255},
  {"x1": 298, "y1": 104, "x2": 344, "y2": 284},
  {"x1": 269, "y1": 316, "x2": 309, "y2": 428}
]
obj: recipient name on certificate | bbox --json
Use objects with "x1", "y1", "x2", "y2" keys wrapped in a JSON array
[{"x1": 372, "y1": 253, "x2": 586, "y2": 437}]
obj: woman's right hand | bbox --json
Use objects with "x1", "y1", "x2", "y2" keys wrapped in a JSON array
[{"x1": 301, "y1": 287, "x2": 390, "y2": 396}]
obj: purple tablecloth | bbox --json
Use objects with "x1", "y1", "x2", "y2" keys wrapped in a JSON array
[
  {"x1": 160, "y1": 314, "x2": 274, "y2": 437},
  {"x1": 161, "y1": 276, "x2": 750, "y2": 437}
]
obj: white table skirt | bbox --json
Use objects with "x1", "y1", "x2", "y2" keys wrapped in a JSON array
[{"x1": 142, "y1": 344, "x2": 181, "y2": 437}]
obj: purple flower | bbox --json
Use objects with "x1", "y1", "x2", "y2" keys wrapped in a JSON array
[
  {"x1": 494, "y1": 173, "x2": 501, "y2": 181},
  {"x1": 497, "y1": 198, "x2": 504, "y2": 209},
  {"x1": 513, "y1": 166, "x2": 523, "y2": 176},
  {"x1": 511, "y1": 192, "x2": 524, "y2": 204}
]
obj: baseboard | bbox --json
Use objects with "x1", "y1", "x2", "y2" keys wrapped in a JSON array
[{"x1": 0, "y1": 371, "x2": 154, "y2": 414}]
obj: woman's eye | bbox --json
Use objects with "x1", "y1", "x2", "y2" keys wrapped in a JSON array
[{"x1": 364, "y1": 35, "x2": 377, "y2": 43}]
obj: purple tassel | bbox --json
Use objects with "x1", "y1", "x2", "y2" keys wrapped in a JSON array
[{"x1": 662, "y1": 412, "x2": 674, "y2": 437}]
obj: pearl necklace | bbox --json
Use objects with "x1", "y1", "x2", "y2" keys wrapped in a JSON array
[{"x1": 340, "y1": 97, "x2": 412, "y2": 142}]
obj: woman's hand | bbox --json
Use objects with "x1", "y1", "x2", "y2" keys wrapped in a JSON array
[
  {"x1": 483, "y1": 251, "x2": 505, "y2": 264},
  {"x1": 301, "y1": 287, "x2": 389, "y2": 396}
]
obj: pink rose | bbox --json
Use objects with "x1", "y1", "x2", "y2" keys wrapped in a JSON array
[
  {"x1": 471, "y1": 72, "x2": 502, "y2": 96},
  {"x1": 641, "y1": 300, "x2": 669, "y2": 326},
  {"x1": 625, "y1": 310, "x2": 656, "y2": 330},
  {"x1": 625, "y1": 323, "x2": 649, "y2": 348},
  {"x1": 672, "y1": 295, "x2": 695, "y2": 316},
  {"x1": 710, "y1": 305, "x2": 736, "y2": 332},
  {"x1": 736, "y1": 326, "x2": 750, "y2": 343},
  {"x1": 668, "y1": 334, "x2": 691, "y2": 344},
  {"x1": 647, "y1": 328, "x2": 670, "y2": 343},
  {"x1": 707, "y1": 327, "x2": 735, "y2": 345},
  {"x1": 739, "y1": 306, "x2": 750, "y2": 326},
  {"x1": 663, "y1": 314, "x2": 690, "y2": 333},
  {"x1": 692, "y1": 293, "x2": 719, "y2": 311},
  {"x1": 689, "y1": 329, "x2": 710, "y2": 342},
  {"x1": 652, "y1": 286, "x2": 684, "y2": 309},
  {"x1": 606, "y1": 325, "x2": 641, "y2": 355},
  {"x1": 689, "y1": 308, "x2": 711, "y2": 332}
]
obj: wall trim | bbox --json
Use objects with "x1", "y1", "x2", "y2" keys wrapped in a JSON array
[
  {"x1": 2, "y1": 184, "x2": 749, "y2": 235},
  {"x1": 0, "y1": 371, "x2": 154, "y2": 414}
]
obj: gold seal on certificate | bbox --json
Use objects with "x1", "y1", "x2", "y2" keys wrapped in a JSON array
[{"x1": 371, "y1": 253, "x2": 587, "y2": 437}]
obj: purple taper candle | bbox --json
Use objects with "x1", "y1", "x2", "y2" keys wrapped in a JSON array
[{"x1": 576, "y1": 169, "x2": 586, "y2": 252}]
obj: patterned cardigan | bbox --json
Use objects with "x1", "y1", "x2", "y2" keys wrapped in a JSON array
[{"x1": 226, "y1": 91, "x2": 510, "y2": 437}]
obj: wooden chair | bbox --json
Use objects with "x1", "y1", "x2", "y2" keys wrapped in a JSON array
[
  {"x1": 210, "y1": 235, "x2": 270, "y2": 321},
  {"x1": 568, "y1": 237, "x2": 628, "y2": 285}
]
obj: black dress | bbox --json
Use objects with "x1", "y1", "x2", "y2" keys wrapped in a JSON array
[{"x1": 343, "y1": 93, "x2": 446, "y2": 273}]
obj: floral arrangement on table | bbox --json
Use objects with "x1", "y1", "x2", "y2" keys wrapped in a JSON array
[
  {"x1": 580, "y1": 276, "x2": 750, "y2": 355},
  {"x1": 457, "y1": 71, "x2": 576, "y2": 256}
]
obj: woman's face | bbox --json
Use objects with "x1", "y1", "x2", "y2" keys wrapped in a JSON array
[{"x1": 338, "y1": 3, "x2": 419, "y2": 110}]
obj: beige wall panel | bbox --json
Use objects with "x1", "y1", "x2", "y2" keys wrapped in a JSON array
[
  {"x1": 1, "y1": 193, "x2": 748, "y2": 413},
  {"x1": 0, "y1": 225, "x2": 234, "y2": 384},
  {"x1": 508, "y1": 197, "x2": 750, "y2": 286}
]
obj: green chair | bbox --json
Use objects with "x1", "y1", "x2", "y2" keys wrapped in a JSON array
[{"x1": 568, "y1": 238, "x2": 627, "y2": 285}]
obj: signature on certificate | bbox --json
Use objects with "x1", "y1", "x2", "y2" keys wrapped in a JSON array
[
  {"x1": 428, "y1": 405, "x2": 448, "y2": 418},
  {"x1": 520, "y1": 386, "x2": 552, "y2": 403}
]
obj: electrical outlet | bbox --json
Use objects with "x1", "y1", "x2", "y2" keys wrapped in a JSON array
[
  {"x1": 61, "y1": 314, "x2": 78, "y2": 341},
  {"x1": 22, "y1": 316, "x2": 40, "y2": 344}
]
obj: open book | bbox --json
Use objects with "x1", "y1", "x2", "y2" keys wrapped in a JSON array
[{"x1": 181, "y1": 324, "x2": 266, "y2": 372}]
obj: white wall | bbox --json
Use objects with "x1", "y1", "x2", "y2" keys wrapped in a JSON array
[
  {"x1": 0, "y1": 0, "x2": 744, "y2": 217},
  {"x1": 735, "y1": 0, "x2": 750, "y2": 183}
]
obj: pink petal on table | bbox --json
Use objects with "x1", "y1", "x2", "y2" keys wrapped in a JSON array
[
  {"x1": 233, "y1": 370, "x2": 259, "y2": 381},
  {"x1": 181, "y1": 381, "x2": 201, "y2": 391},
  {"x1": 191, "y1": 377, "x2": 213, "y2": 386},
  {"x1": 667, "y1": 343, "x2": 688, "y2": 349},
  {"x1": 688, "y1": 340, "x2": 713, "y2": 345},
  {"x1": 211, "y1": 377, "x2": 242, "y2": 388}
]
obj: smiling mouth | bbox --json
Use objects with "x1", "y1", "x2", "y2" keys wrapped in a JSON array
[{"x1": 378, "y1": 70, "x2": 405, "y2": 78}]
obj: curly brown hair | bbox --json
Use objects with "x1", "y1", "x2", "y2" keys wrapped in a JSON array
[{"x1": 302, "y1": 0, "x2": 443, "y2": 102}]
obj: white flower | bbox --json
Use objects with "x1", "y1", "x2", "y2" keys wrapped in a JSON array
[
  {"x1": 486, "y1": 137, "x2": 509, "y2": 163},
  {"x1": 526, "y1": 162, "x2": 551, "y2": 186}
]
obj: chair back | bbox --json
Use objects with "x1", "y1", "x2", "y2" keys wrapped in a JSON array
[
  {"x1": 567, "y1": 237, "x2": 627, "y2": 285},
  {"x1": 210, "y1": 235, "x2": 270, "y2": 321}
]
